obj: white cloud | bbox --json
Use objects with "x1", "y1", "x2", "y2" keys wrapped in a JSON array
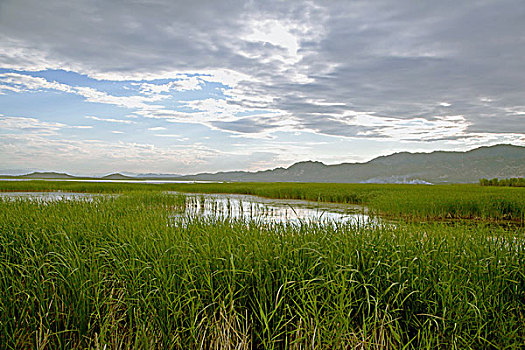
[
  {"x1": 85, "y1": 116, "x2": 137, "y2": 124},
  {"x1": 0, "y1": 73, "x2": 72, "y2": 93},
  {"x1": 75, "y1": 87, "x2": 161, "y2": 109},
  {"x1": 242, "y1": 19, "x2": 300, "y2": 63},
  {"x1": 0, "y1": 133, "x2": 225, "y2": 174},
  {"x1": 0, "y1": 115, "x2": 92, "y2": 135},
  {"x1": 504, "y1": 106, "x2": 525, "y2": 116},
  {"x1": 344, "y1": 114, "x2": 471, "y2": 141},
  {"x1": 153, "y1": 133, "x2": 180, "y2": 137},
  {"x1": 181, "y1": 98, "x2": 246, "y2": 120},
  {"x1": 0, "y1": 116, "x2": 65, "y2": 134},
  {"x1": 0, "y1": 73, "x2": 168, "y2": 109},
  {"x1": 147, "y1": 126, "x2": 167, "y2": 131},
  {"x1": 0, "y1": 36, "x2": 70, "y2": 73},
  {"x1": 138, "y1": 76, "x2": 202, "y2": 95}
]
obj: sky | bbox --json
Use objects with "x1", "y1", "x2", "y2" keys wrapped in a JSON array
[{"x1": 1, "y1": 0, "x2": 524, "y2": 176}]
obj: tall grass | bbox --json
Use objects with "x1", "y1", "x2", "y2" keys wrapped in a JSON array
[
  {"x1": 368, "y1": 186, "x2": 525, "y2": 222},
  {"x1": 1, "y1": 180, "x2": 524, "y2": 222},
  {"x1": 1, "y1": 192, "x2": 524, "y2": 348}
]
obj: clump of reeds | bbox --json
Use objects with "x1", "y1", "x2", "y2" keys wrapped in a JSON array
[{"x1": 0, "y1": 192, "x2": 524, "y2": 348}]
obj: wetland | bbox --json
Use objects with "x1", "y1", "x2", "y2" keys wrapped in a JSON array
[{"x1": 0, "y1": 181, "x2": 523, "y2": 349}]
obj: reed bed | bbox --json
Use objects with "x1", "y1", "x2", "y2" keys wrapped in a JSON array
[
  {"x1": 1, "y1": 192, "x2": 524, "y2": 349},
  {"x1": 1, "y1": 180, "x2": 523, "y2": 222}
]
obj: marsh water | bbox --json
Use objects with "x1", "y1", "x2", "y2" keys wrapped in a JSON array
[
  {"x1": 0, "y1": 191, "x2": 375, "y2": 225},
  {"x1": 171, "y1": 192, "x2": 374, "y2": 225}
]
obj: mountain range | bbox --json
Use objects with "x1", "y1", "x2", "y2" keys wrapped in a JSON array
[
  {"x1": 2, "y1": 144, "x2": 524, "y2": 184},
  {"x1": 176, "y1": 144, "x2": 524, "y2": 184}
]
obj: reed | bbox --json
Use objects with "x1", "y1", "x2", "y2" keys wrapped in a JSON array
[
  {"x1": 0, "y1": 192, "x2": 523, "y2": 348},
  {"x1": 1, "y1": 180, "x2": 523, "y2": 222}
]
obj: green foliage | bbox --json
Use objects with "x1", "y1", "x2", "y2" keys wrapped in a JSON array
[
  {"x1": 0, "y1": 193, "x2": 524, "y2": 348},
  {"x1": 1, "y1": 180, "x2": 524, "y2": 222},
  {"x1": 480, "y1": 177, "x2": 525, "y2": 187}
]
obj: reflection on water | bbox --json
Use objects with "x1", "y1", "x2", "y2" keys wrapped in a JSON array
[{"x1": 171, "y1": 192, "x2": 376, "y2": 225}]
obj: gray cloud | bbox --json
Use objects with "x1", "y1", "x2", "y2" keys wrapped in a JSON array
[
  {"x1": 0, "y1": 0, "x2": 524, "y2": 140},
  {"x1": 211, "y1": 118, "x2": 279, "y2": 135}
]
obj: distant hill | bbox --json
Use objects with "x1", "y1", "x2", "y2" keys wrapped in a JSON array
[
  {"x1": 133, "y1": 173, "x2": 182, "y2": 178},
  {"x1": 20, "y1": 172, "x2": 76, "y2": 179},
  {"x1": 177, "y1": 144, "x2": 525, "y2": 184},
  {"x1": 2, "y1": 144, "x2": 524, "y2": 184},
  {"x1": 101, "y1": 173, "x2": 134, "y2": 180}
]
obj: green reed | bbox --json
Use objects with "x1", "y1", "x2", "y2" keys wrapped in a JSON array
[
  {"x1": 1, "y1": 180, "x2": 523, "y2": 222},
  {"x1": 0, "y1": 192, "x2": 524, "y2": 348}
]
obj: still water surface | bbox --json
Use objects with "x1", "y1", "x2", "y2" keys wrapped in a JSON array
[
  {"x1": 172, "y1": 192, "x2": 374, "y2": 225},
  {"x1": 0, "y1": 191, "x2": 375, "y2": 225}
]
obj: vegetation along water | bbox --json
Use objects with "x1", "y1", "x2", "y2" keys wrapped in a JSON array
[{"x1": 0, "y1": 181, "x2": 524, "y2": 348}]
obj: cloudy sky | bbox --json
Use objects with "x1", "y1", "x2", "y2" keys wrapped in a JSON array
[{"x1": 1, "y1": 0, "x2": 524, "y2": 175}]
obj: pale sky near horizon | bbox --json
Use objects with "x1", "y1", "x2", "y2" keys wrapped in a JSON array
[{"x1": 1, "y1": 0, "x2": 524, "y2": 176}]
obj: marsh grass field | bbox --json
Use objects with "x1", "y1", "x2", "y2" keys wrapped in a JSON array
[
  {"x1": 0, "y1": 181, "x2": 524, "y2": 348},
  {"x1": 1, "y1": 180, "x2": 524, "y2": 222}
]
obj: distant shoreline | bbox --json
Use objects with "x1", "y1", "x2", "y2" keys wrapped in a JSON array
[{"x1": 0, "y1": 178, "x2": 217, "y2": 184}]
